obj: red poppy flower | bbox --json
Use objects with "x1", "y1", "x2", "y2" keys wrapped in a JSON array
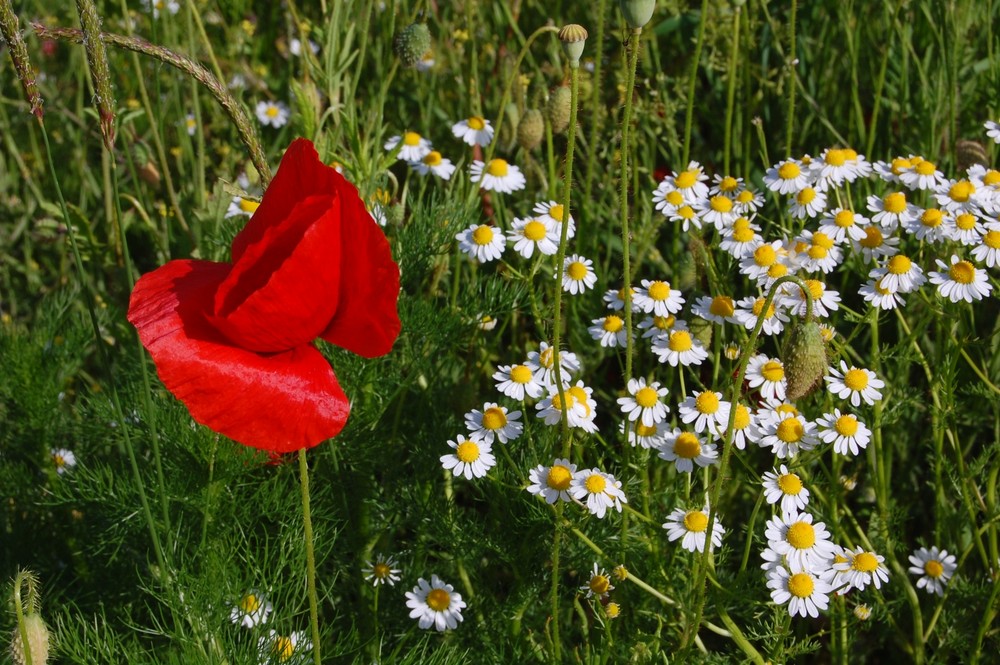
[{"x1": 127, "y1": 138, "x2": 401, "y2": 453}]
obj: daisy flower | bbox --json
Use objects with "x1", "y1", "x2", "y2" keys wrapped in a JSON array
[
  {"x1": 258, "y1": 631, "x2": 311, "y2": 664},
  {"x1": 255, "y1": 100, "x2": 290, "y2": 128},
  {"x1": 589, "y1": 314, "x2": 629, "y2": 348},
  {"x1": 652, "y1": 329, "x2": 708, "y2": 367},
  {"x1": 870, "y1": 254, "x2": 925, "y2": 293},
  {"x1": 632, "y1": 279, "x2": 685, "y2": 316},
  {"x1": 603, "y1": 286, "x2": 638, "y2": 312},
  {"x1": 970, "y1": 225, "x2": 1000, "y2": 267},
  {"x1": 715, "y1": 402, "x2": 755, "y2": 450},
  {"x1": 739, "y1": 240, "x2": 786, "y2": 281},
  {"x1": 819, "y1": 208, "x2": 869, "y2": 244},
  {"x1": 469, "y1": 159, "x2": 526, "y2": 193},
  {"x1": 720, "y1": 217, "x2": 762, "y2": 258},
  {"x1": 569, "y1": 468, "x2": 627, "y2": 519},
  {"x1": 873, "y1": 156, "x2": 914, "y2": 184},
  {"x1": 986, "y1": 120, "x2": 1000, "y2": 143},
  {"x1": 779, "y1": 279, "x2": 840, "y2": 319},
  {"x1": 183, "y1": 113, "x2": 197, "y2": 136},
  {"x1": 617, "y1": 378, "x2": 670, "y2": 427},
  {"x1": 816, "y1": 409, "x2": 871, "y2": 456},
  {"x1": 535, "y1": 383, "x2": 598, "y2": 432},
  {"x1": 367, "y1": 188, "x2": 391, "y2": 226},
  {"x1": 493, "y1": 363, "x2": 545, "y2": 400},
  {"x1": 764, "y1": 158, "x2": 811, "y2": 194},
  {"x1": 733, "y1": 296, "x2": 790, "y2": 336},
  {"x1": 451, "y1": 116, "x2": 494, "y2": 146},
  {"x1": 928, "y1": 255, "x2": 993, "y2": 303},
  {"x1": 621, "y1": 420, "x2": 668, "y2": 449},
  {"x1": 660, "y1": 162, "x2": 710, "y2": 203},
  {"x1": 710, "y1": 173, "x2": 744, "y2": 197},
  {"x1": 230, "y1": 590, "x2": 272, "y2": 628},
  {"x1": 797, "y1": 230, "x2": 844, "y2": 274},
  {"x1": 464, "y1": 403, "x2": 522, "y2": 444},
  {"x1": 653, "y1": 184, "x2": 686, "y2": 216},
  {"x1": 289, "y1": 38, "x2": 320, "y2": 57},
  {"x1": 908, "y1": 546, "x2": 957, "y2": 596},
  {"x1": 657, "y1": 428, "x2": 718, "y2": 472},
  {"x1": 562, "y1": 255, "x2": 597, "y2": 294},
  {"x1": 406, "y1": 575, "x2": 466, "y2": 631},
  {"x1": 833, "y1": 547, "x2": 890, "y2": 592},
  {"x1": 810, "y1": 147, "x2": 857, "y2": 190},
  {"x1": 788, "y1": 186, "x2": 827, "y2": 219},
  {"x1": 867, "y1": 191, "x2": 917, "y2": 230},
  {"x1": 903, "y1": 207, "x2": 950, "y2": 243},
  {"x1": 851, "y1": 225, "x2": 900, "y2": 264},
  {"x1": 507, "y1": 217, "x2": 559, "y2": 258},
  {"x1": 638, "y1": 314, "x2": 686, "y2": 341},
  {"x1": 677, "y1": 390, "x2": 730, "y2": 434},
  {"x1": 525, "y1": 342, "x2": 581, "y2": 389},
  {"x1": 696, "y1": 194, "x2": 739, "y2": 229},
  {"x1": 691, "y1": 295, "x2": 736, "y2": 325},
  {"x1": 756, "y1": 412, "x2": 818, "y2": 459},
  {"x1": 385, "y1": 131, "x2": 432, "y2": 161},
  {"x1": 441, "y1": 435, "x2": 496, "y2": 479},
  {"x1": 767, "y1": 565, "x2": 833, "y2": 618},
  {"x1": 946, "y1": 212, "x2": 985, "y2": 245},
  {"x1": 900, "y1": 159, "x2": 946, "y2": 191},
  {"x1": 580, "y1": 563, "x2": 614, "y2": 599},
  {"x1": 412, "y1": 151, "x2": 456, "y2": 180},
  {"x1": 734, "y1": 187, "x2": 766, "y2": 214},
  {"x1": 226, "y1": 196, "x2": 260, "y2": 219},
  {"x1": 935, "y1": 178, "x2": 981, "y2": 214},
  {"x1": 526, "y1": 458, "x2": 577, "y2": 504},
  {"x1": 364, "y1": 554, "x2": 402, "y2": 587},
  {"x1": 533, "y1": 201, "x2": 576, "y2": 239},
  {"x1": 51, "y1": 448, "x2": 77, "y2": 475},
  {"x1": 762, "y1": 465, "x2": 810, "y2": 516},
  {"x1": 142, "y1": 0, "x2": 180, "y2": 18},
  {"x1": 825, "y1": 361, "x2": 884, "y2": 407},
  {"x1": 662, "y1": 506, "x2": 724, "y2": 553},
  {"x1": 745, "y1": 354, "x2": 787, "y2": 401},
  {"x1": 455, "y1": 223, "x2": 506, "y2": 262},
  {"x1": 762, "y1": 511, "x2": 838, "y2": 572},
  {"x1": 668, "y1": 202, "x2": 703, "y2": 232},
  {"x1": 859, "y1": 279, "x2": 906, "y2": 311}
]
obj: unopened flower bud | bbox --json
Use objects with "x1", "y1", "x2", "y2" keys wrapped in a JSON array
[
  {"x1": 618, "y1": 0, "x2": 656, "y2": 30},
  {"x1": 853, "y1": 604, "x2": 872, "y2": 621},
  {"x1": 782, "y1": 320, "x2": 827, "y2": 401},
  {"x1": 517, "y1": 109, "x2": 544, "y2": 150},
  {"x1": 10, "y1": 614, "x2": 50, "y2": 665},
  {"x1": 558, "y1": 24, "x2": 588, "y2": 68},
  {"x1": 546, "y1": 86, "x2": 572, "y2": 134},
  {"x1": 393, "y1": 22, "x2": 431, "y2": 68}
]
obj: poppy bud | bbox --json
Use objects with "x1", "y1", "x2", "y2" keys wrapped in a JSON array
[
  {"x1": 517, "y1": 109, "x2": 544, "y2": 151},
  {"x1": 782, "y1": 320, "x2": 827, "y2": 401},
  {"x1": 618, "y1": 0, "x2": 656, "y2": 30},
  {"x1": 394, "y1": 22, "x2": 431, "y2": 68},
  {"x1": 558, "y1": 24, "x2": 588, "y2": 68},
  {"x1": 546, "y1": 86, "x2": 572, "y2": 134},
  {"x1": 9, "y1": 614, "x2": 50, "y2": 665}
]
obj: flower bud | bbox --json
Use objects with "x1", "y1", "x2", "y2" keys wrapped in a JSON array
[
  {"x1": 618, "y1": 0, "x2": 656, "y2": 30},
  {"x1": 10, "y1": 614, "x2": 50, "y2": 665},
  {"x1": 782, "y1": 320, "x2": 827, "y2": 401},
  {"x1": 558, "y1": 24, "x2": 588, "y2": 68},
  {"x1": 517, "y1": 109, "x2": 544, "y2": 150},
  {"x1": 546, "y1": 86, "x2": 572, "y2": 134},
  {"x1": 393, "y1": 22, "x2": 431, "y2": 68}
]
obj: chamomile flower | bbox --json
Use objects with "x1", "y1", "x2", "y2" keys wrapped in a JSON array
[
  {"x1": 289, "y1": 38, "x2": 320, "y2": 57},
  {"x1": 507, "y1": 217, "x2": 559, "y2": 258},
  {"x1": 873, "y1": 156, "x2": 914, "y2": 184},
  {"x1": 691, "y1": 295, "x2": 737, "y2": 325},
  {"x1": 756, "y1": 412, "x2": 818, "y2": 459},
  {"x1": 716, "y1": 402, "x2": 755, "y2": 450},
  {"x1": 762, "y1": 511, "x2": 838, "y2": 572},
  {"x1": 935, "y1": 178, "x2": 981, "y2": 214},
  {"x1": 455, "y1": 223, "x2": 506, "y2": 262},
  {"x1": 767, "y1": 565, "x2": 832, "y2": 618},
  {"x1": 632, "y1": 279, "x2": 685, "y2": 316},
  {"x1": 720, "y1": 217, "x2": 763, "y2": 257},
  {"x1": 230, "y1": 591, "x2": 272, "y2": 628},
  {"x1": 945, "y1": 212, "x2": 985, "y2": 245},
  {"x1": 779, "y1": 279, "x2": 840, "y2": 318},
  {"x1": 603, "y1": 286, "x2": 638, "y2": 312},
  {"x1": 745, "y1": 354, "x2": 787, "y2": 401},
  {"x1": 51, "y1": 448, "x2": 77, "y2": 475},
  {"x1": 364, "y1": 554, "x2": 402, "y2": 587},
  {"x1": 677, "y1": 390, "x2": 731, "y2": 434},
  {"x1": 900, "y1": 159, "x2": 946, "y2": 191},
  {"x1": 493, "y1": 363, "x2": 545, "y2": 400},
  {"x1": 733, "y1": 296, "x2": 790, "y2": 336},
  {"x1": 652, "y1": 329, "x2": 709, "y2": 367},
  {"x1": 661, "y1": 162, "x2": 710, "y2": 203},
  {"x1": 903, "y1": 207, "x2": 950, "y2": 243},
  {"x1": 797, "y1": 230, "x2": 844, "y2": 274},
  {"x1": 833, "y1": 547, "x2": 890, "y2": 592},
  {"x1": 385, "y1": 131, "x2": 432, "y2": 161},
  {"x1": 464, "y1": 403, "x2": 522, "y2": 444},
  {"x1": 569, "y1": 468, "x2": 627, "y2": 519},
  {"x1": 669, "y1": 203, "x2": 703, "y2": 231},
  {"x1": 367, "y1": 189, "x2": 391, "y2": 226},
  {"x1": 451, "y1": 116, "x2": 494, "y2": 146},
  {"x1": 710, "y1": 173, "x2": 744, "y2": 197},
  {"x1": 867, "y1": 191, "x2": 917, "y2": 231},
  {"x1": 525, "y1": 342, "x2": 581, "y2": 389},
  {"x1": 697, "y1": 194, "x2": 739, "y2": 229},
  {"x1": 589, "y1": 314, "x2": 629, "y2": 348},
  {"x1": 441, "y1": 435, "x2": 496, "y2": 479},
  {"x1": 986, "y1": 120, "x2": 1000, "y2": 143},
  {"x1": 764, "y1": 158, "x2": 811, "y2": 194},
  {"x1": 662, "y1": 506, "x2": 724, "y2": 553},
  {"x1": 819, "y1": 208, "x2": 869, "y2": 244},
  {"x1": 226, "y1": 196, "x2": 260, "y2": 219},
  {"x1": 412, "y1": 151, "x2": 456, "y2": 180},
  {"x1": 255, "y1": 100, "x2": 290, "y2": 128},
  {"x1": 825, "y1": 361, "x2": 884, "y2": 407},
  {"x1": 739, "y1": 240, "x2": 786, "y2": 282},
  {"x1": 469, "y1": 159, "x2": 526, "y2": 193},
  {"x1": 638, "y1": 314, "x2": 686, "y2": 340},
  {"x1": 810, "y1": 147, "x2": 857, "y2": 190},
  {"x1": 788, "y1": 186, "x2": 827, "y2": 219},
  {"x1": 258, "y1": 631, "x2": 311, "y2": 664},
  {"x1": 734, "y1": 187, "x2": 766, "y2": 214},
  {"x1": 183, "y1": 113, "x2": 197, "y2": 136},
  {"x1": 527, "y1": 458, "x2": 577, "y2": 503},
  {"x1": 816, "y1": 409, "x2": 871, "y2": 456},
  {"x1": 533, "y1": 201, "x2": 576, "y2": 239},
  {"x1": 762, "y1": 465, "x2": 810, "y2": 516},
  {"x1": 406, "y1": 576, "x2": 466, "y2": 631},
  {"x1": 621, "y1": 421, "x2": 668, "y2": 449},
  {"x1": 870, "y1": 254, "x2": 925, "y2": 293},
  {"x1": 859, "y1": 278, "x2": 906, "y2": 310},
  {"x1": 928, "y1": 255, "x2": 993, "y2": 303},
  {"x1": 142, "y1": 0, "x2": 180, "y2": 18},
  {"x1": 536, "y1": 384, "x2": 598, "y2": 432},
  {"x1": 653, "y1": 183, "x2": 686, "y2": 216},
  {"x1": 971, "y1": 225, "x2": 1000, "y2": 267},
  {"x1": 657, "y1": 428, "x2": 718, "y2": 472},
  {"x1": 581, "y1": 563, "x2": 614, "y2": 598},
  {"x1": 851, "y1": 225, "x2": 900, "y2": 264},
  {"x1": 562, "y1": 255, "x2": 598, "y2": 294},
  {"x1": 617, "y1": 378, "x2": 670, "y2": 427},
  {"x1": 908, "y1": 546, "x2": 957, "y2": 596}
]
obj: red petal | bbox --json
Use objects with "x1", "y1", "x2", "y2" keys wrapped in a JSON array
[
  {"x1": 127, "y1": 260, "x2": 349, "y2": 453},
  {"x1": 209, "y1": 194, "x2": 342, "y2": 352}
]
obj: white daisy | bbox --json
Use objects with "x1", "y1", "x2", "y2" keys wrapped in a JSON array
[
  {"x1": 762, "y1": 465, "x2": 810, "y2": 516},
  {"x1": 816, "y1": 409, "x2": 871, "y2": 456},
  {"x1": 455, "y1": 223, "x2": 506, "y2": 263},
  {"x1": 903, "y1": 207, "x2": 950, "y2": 243},
  {"x1": 412, "y1": 151, "x2": 456, "y2": 180},
  {"x1": 870, "y1": 254, "x2": 925, "y2": 293},
  {"x1": 696, "y1": 194, "x2": 739, "y2": 229},
  {"x1": 788, "y1": 186, "x2": 827, "y2": 220},
  {"x1": 493, "y1": 363, "x2": 545, "y2": 400},
  {"x1": 51, "y1": 448, "x2": 77, "y2": 475},
  {"x1": 562, "y1": 255, "x2": 598, "y2": 294},
  {"x1": 851, "y1": 225, "x2": 900, "y2": 264},
  {"x1": 142, "y1": 0, "x2": 180, "y2": 18},
  {"x1": 970, "y1": 225, "x2": 1000, "y2": 267},
  {"x1": 677, "y1": 390, "x2": 731, "y2": 434},
  {"x1": 507, "y1": 217, "x2": 559, "y2": 258},
  {"x1": 230, "y1": 590, "x2": 272, "y2": 628},
  {"x1": 621, "y1": 420, "x2": 668, "y2": 449},
  {"x1": 588, "y1": 314, "x2": 629, "y2": 348},
  {"x1": 184, "y1": 113, "x2": 197, "y2": 136},
  {"x1": 745, "y1": 354, "x2": 787, "y2": 402},
  {"x1": 833, "y1": 547, "x2": 890, "y2": 592},
  {"x1": 385, "y1": 131, "x2": 432, "y2": 162},
  {"x1": 532, "y1": 201, "x2": 576, "y2": 240},
  {"x1": 818, "y1": 208, "x2": 869, "y2": 244},
  {"x1": 464, "y1": 403, "x2": 522, "y2": 444},
  {"x1": 657, "y1": 428, "x2": 718, "y2": 472},
  {"x1": 928, "y1": 255, "x2": 993, "y2": 303},
  {"x1": 662, "y1": 506, "x2": 724, "y2": 553},
  {"x1": 986, "y1": 120, "x2": 1000, "y2": 143},
  {"x1": 796, "y1": 230, "x2": 844, "y2": 274},
  {"x1": 900, "y1": 159, "x2": 946, "y2": 191},
  {"x1": 569, "y1": 468, "x2": 627, "y2": 519},
  {"x1": 225, "y1": 196, "x2": 260, "y2": 219},
  {"x1": 873, "y1": 156, "x2": 915, "y2": 184},
  {"x1": 945, "y1": 211, "x2": 985, "y2": 245},
  {"x1": 526, "y1": 458, "x2": 577, "y2": 504},
  {"x1": 632, "y1": 279, "x2": 685, "y2": 316},
  {"x1": 535, "y1": 383, "x2": 598, "y2": 433},
  {"x1": 734, "y1": 187, "x2": 765, "y2": 214},
  {"x1": 617, "y1": 378, "x2": 670, "y2": 427},
  {"x1": 659, "y1": 162, "x2": 710, "y2": 204},
  {"x1": 255, "y1": 100, "x2": 290, "y2": 128},
  {"x1": 859, "y1": 279, "x2": 906, "y2": 311},
  {"x1": 406, "y1": 575, "x2": 467, "y2": 631},
  {"x1": 764, "y1": 158, "x2": 811, "y2": 194},
  {"x1": 524, "y1": 342, "x2": 581, "y2": 389},
  {"x1": 767, "y1": 565, "x2": 832, "y2": 618},
  {"x1": 755, "y1": 412, "x2": 818, "y2": 459},
  {"x1": 364, "y1": 554, "x2": 402, "y2": 587},
  {"x1": 603, "y1": 286, "x2": 638, "y2": 312},
  {"x1": 289, "y1": 38, "x2": 320, "y2": 57},
  {"x1": 638, "y1": 314, "x2": 686, "y2": 340},
  {"x1": 715, "y1": 402, "x2": 755, "y2": 450},
  {"x1": 867, "y1": 191, "x2": 917, "y2": 231},
  {"x1": 469, "y1": 159, "x2": 526, "y2": 193},
  {"x1": 651, "y1": 329, "x2": 708, "y2": 367},
  {"x1": 761, "y1": 511, "x2": 838, "y2": 572},
  {"x1": 733, "y1": 296, "x2": 790, "y2": 336},
  {"x1": 809, "y1": 147, "x2": 859, "y2": 190},
  {"x1": 441, "y1": 435, "x2": 496, "y2": 479},
  {"x1": 451, "y1": 116, "x2": 494, "y2": 146},
  {"x1": 580, "y1": 563, "x2": 615, "y2": 599},
  {"x1": 778, "y1": 279, "x2": 840, "y2": 319},
  {"x1": 824, "y1": 361, "x2": 884, "y2": 407},
  {"x1": 690, "y1": 295, "x2": 736, "y2": 325},
  {"x1": 935, "y1": 178, "x2": 981, "y2": 214},
  {"x1": 258, "y1": 630, "x2": 311, "y2": 664},
  {"x1": 720, "y1": 217, "x2": 762, "y2": 258},
  {"x1": 908, "y1": 546, "x2": 957, "y2": 596}
]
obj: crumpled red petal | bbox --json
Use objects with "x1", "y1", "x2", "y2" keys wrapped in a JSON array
[
  {"x1": 127, "y1": 259, "x2": 350, "y2": 453},
  {"x1": 209, "y1": 194, "x2": 342, "y2": 352}
]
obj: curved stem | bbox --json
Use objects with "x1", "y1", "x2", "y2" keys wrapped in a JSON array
[{"x1": 299, "y1": 448, "x2": 322, "y2": 665}]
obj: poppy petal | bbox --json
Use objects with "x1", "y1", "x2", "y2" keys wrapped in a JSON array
[
  {"x1": 209, "y1": 194, "x2": 342, "y2": 352},
  {"x1": 128, "y1": 260, "x2": 349, "y2": 452}
]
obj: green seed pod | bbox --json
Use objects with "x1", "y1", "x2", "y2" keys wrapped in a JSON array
[
  {"x1": 517, "y1": 109, "x2": 545, "y2": 151},
  {"x1": 782, "y1": 320, "x2": 827, "y2": 401},
  {"x1": 393, "y1": 22, "x2": 431, "y2": 68},
  {"x1": 618, "y1": 0, "x2": 656, "y2": 30},
  {"x1": 546, "y1": 86, "x2": 572, "y2": 134},
  {"x1": 558, "y1": 24, "x2": 588, "y2": 68}
]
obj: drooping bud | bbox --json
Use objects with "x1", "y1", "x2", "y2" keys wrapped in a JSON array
[
  {"x1": 618, "y1": 0, "x2": 656, "y2": 30},
  {"x1": 517, "y1": 109, "x2": 544, "y2": 151},
  {"x1": 393, "y1": 22, "x2": 431, "y2": 68},
  {"x1": 9, "y1": 570, "x2": 50, "y2": 665},
  {"x1": 782, "y1": 320, "x2": 827, "y2": 401},
  {"x1": 0, "y1": 0, "x2": 44, "y2": 117},
  {"x1": 76, "y1": 0, "x2": 115, "y2": 149},
  {"x1": 546, "y1": 86, "x2": 572, "y2": 134},
  {"x1": 558, "y1": 24, "x2": 588, "y2": 68}
]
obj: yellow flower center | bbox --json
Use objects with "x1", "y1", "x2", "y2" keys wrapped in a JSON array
[
  {"x1": 796, "y1": 187, "x2": 817, "y2": 205},
  {"x1": 776, "y1": 404, "x2": 799, "y2": 417},
  {"x1": 948, "y1": 261, "x2": 975, "y2": 285},
  {"x1": 674, "y1": 432, "x2": 702, "y2": 458},
  {"x1": 777, "y1": 473, "x2": 803, "y2": 495},
  {"x1": 924, "y1": 560, "x2": 944, "y2": 578},
  {"x1": 585, "y1": 474, "x2": 607, "y2": 494},
  {"x1": 567, "y1": 261, "x2": 588, "y2": 281},
  {"x1": 733, "y1": 226, "x2": 755, "y2": 242},
  {"x1": 737, "y1": 190, "x2": 755, "y2": 204},
  {"x1": 647, "y1": 281, "x2": 671, "y2": 301},
  {"x1": 605, "y1": 602, "x2": 621, "y2": 618},
  {"x1": 486, "y1": 159, "x2": 509, "y2": 177},
  {"x1": 843, "y1": 368, "x2": 869, "y2": 391},
  {"x1": 803, "y1": 280, "x2": 825, "y2": 300},
  {"x1": 635, "y1": 387, "x2": 659, "y2": 408},
  {"x1": 272, "y1": 636, "x2": 294, "y2": 660},
  {"x1": 887, "y1": 255, "x2": 912, "y2": 275},
  {"x1": 754, "y1": 245, "x2": 777, "y2": 267},
  {"x1": 824, "y1": 148, "x2": 847, "y2": 166},
  {"x1": 719, "y1": 176, "x2": 739, "y2": 191},
  {"x1": 668, "y1": 331, "x2": 693, "y2": 352},
  {"x1": 921, "y1": 209, "x2": 943, "y2": 227},
  {"x1": 677, "y1": 205, "x2": 696, "y2": 220},
  {"x1": 776, "y1": 418, "x2": 804, "y2": 443},
  {"x1": 751, "y1": 297, "x2": 775, "y2": 319},
  {"x1": 834, "y1": 210, "x2": 856, "y2": 227},
  {"x1": 482, "y1": 407, "x2": 507, "y2": 430},
  {"x1": 523, "y1": 220, "x2": 547, "y2": 241},
  {"x1": 890, "y1": 157, "x2": 912, "y2": 175},
  {"x1": 423, "y1": 151, "x2": 443, "y2": 166},
  {"x1": 844, "y1": 148, "x2": 858, "y2": 160},
  {"x1": 761, "y1": 361, "x2": 785, "y2": 382},
  {"x1": 683, "y1": 510, "x2": 708, "y2": 532},
  {"x1": 983, "y1": 170, "x2": 1000, "y2": 186},
  {"x1": 403, "y1": 131, "x2": 422, "y2": 146},
  {"x1": 710, "y1": 195, "x2": 734, "y2": 212},
  {"x1": 426, "y1": 588, "x2": 452, "y2": 612},
  {"x1": 859, "y1": 226, "x2": 884, "y2": 248},
  {"x1": 548, "y1": 204, "x2": 565, "y2": 221},
  {"x1": 568, "y1": 386, "x2": 591, "y2": 416},
  {"x1": 883, "y1": 192, "x2": 907, "y2": 214},
  {"x1": 709, "y1": 296, "x2": 734, "y2": 317},
  {"x1": 786, "y1": 521, "x2": 816, "y2": 549},
  {"x1": 915, "y1": 160, "x2": 937, "y2": 175},
  {"x1": 589, "y1": 575, "x2": 611, "y2": 595},
  {"x1": 695, "y1": 391, "x2": 720, "y2": 414},
  {"x1": 955, "y1": 213, "x2": 976, "y2": 230},
  {"x1": 266, "y1": 106, "x2": 280, "y2": 118},
  {"x1": 467, "y1": 116, "x2": 485, "y2": 130},
  {"x1": 547, "y1": 465, "x2": 573, "y2": 491},
  {"x1": 456, "y1": 440, "x2": 481, "y2": 463},
  {"x1": 653, "y1": 315, "x2": 675, "y2": 330},
  {"x1": 768, "y1": 263, "x2": 789, "y2": 278},
  {"x1": 788, "y1": 572, "x2": 815, "y2": 598},
  {"x1": 812, "y1": 232, "x2": 834, "y2": 249},
  {"x1": 539, "y1": 347, "x2": 554, "y2": 368},
  {"x1": 675, "y1": 170, "x2": 698, "y2": 189},
  {"x1": 238, "y1": 198, "x2": 260, "y2": 214},
  {"x1": 983, "y1": 230, "x2": 1000, "y2": 249},
  {"x1": 732, "y1": 404, "x2": 750, "y2": 429},
  {"x1": 852, "y1": 552, "x2": 880, "y2": 573},
  {"x1": 778, "y1": 162, "x2": 801, "y2": 180},
  {"x1": 240, "y1": 594, "x2": 261, "y2": 613},
  {"x1": 472, "y1": 225, "x2": 494, "y2": 246},
  {"x1": 948, "y1": 180, "x2": 975, "y2": 202},
  {"x1": 635, "y1": 423, "x2": 658, "y2": 437},
  {"x1": 603, "y1": 315, "x2": 624, "y2": 332},
  {"x1": 808, "y1": 245, "x2": 829, "y2": 259},
  {"x1": 666, "y1": 190, "x2": 684, "y2": 206},
  {"x1": 373, "y1": 563, "x2": 391, "y2": 578},
  {"x1": 835, "y1": 414, "x2": 859, "y2": 436}
]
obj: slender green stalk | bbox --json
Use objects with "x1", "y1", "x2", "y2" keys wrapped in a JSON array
[
  {"x1": 12, "y1": 571, "x2": 37, "y2": 665},
  {"x1": 298, "y1": 448, "x2": 323, "y2": 665},
  {"x1": 785, "y1": 0, "x2": 798, "y2": 157},
  {"x1": 550, "y1": 503, "x2": 564, "y2": 663},
  {"x1": 723, "y1": 6, "x2": 742, "y2": 175},
  {"x1": 620, "y1": 28, "x2": 642, "y2": 388},
  {"x1": 683, "y1": 0, "x2": 710, "y2": 164}
]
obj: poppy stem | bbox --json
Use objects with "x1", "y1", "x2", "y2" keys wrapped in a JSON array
[{"x1": 298, "y1": 448, "x2": 323, "y2": 665}]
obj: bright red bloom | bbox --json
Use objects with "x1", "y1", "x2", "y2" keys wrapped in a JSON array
[{"x1": 128, "y1": 138, "x2": 401, "y2": 452}]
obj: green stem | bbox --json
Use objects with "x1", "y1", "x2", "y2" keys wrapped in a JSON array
[
  {"x1": 620, "y1": 28, "x2": 641, "y2": 388},
  {"x1": 722, "y1": 6, "x2": 742, "y2": 175},
  {"x1": 550, "y1": 503, "x2": 564, "y2": 663},
  {"x1": 683, "y1": 0, "x2": 710, "y2": 164},
  {"x1": 298, "y1": 448, "x2": 323, "y2": 665}
]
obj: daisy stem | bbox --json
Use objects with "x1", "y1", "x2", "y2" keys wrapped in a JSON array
[
  {"x1": 722, "y1": 5, "x2": 741, "y2": 176},
  {"x1": 784, "y1": 0, "x2": 798, "y2": 157},
  {"x1": 620, "y1": 27, "x2": 641, "y2": 394},
  {"x1": 298, "y1": 448, "x2": 323, "y2": 665},
  {"x1": 682, "y1": 0, "x2": 709, "y2": 165},
  {"x1": 716, "y1": 605, "x2": 766, "y2": 665},
  {"x1": 550, "y1": 502, "x2": 564, "y2": 663}
]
